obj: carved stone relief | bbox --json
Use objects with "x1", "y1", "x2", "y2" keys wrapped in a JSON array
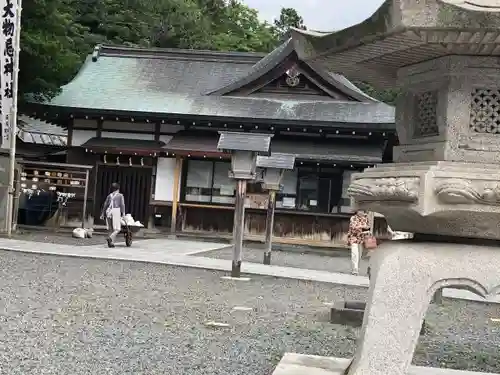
[
  {"x1": 470, "y1": 88, "x2": 500, "y2": 134},
  {"x1": 413, "y1": 91, "x2": 439, "y2": 137},
  {"x1": 348, "y1": 177, "x2": 419, "y2": 202},
  {"x1": 434, "y1": 179, "x2": 500, "y2": 205}
]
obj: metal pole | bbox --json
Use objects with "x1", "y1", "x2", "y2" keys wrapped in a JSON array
[
  {"x1": 231, "y1": 179, "x2": 247, "y2": 277},
  {"x1": 6, "y1": 0, "x2": 22, "y2": 237},
  {"x1": 263, "y1": 190, "x2": 276, "y2": 265},
  {"x1": 81, "y1": 169, "x2": 89, "y2": 228}
]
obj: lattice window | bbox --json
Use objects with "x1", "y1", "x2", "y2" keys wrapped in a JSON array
[
  {"x1": 413, "y1": 91, "x2": 439, "y2": 137},
  {"x1": 470, "y1": 88, "x2": 500, "y2": 134}
]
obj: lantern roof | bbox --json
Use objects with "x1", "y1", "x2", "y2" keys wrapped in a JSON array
[{"x1": 290, "y1": 0, "x2": 500, "y2": 88}]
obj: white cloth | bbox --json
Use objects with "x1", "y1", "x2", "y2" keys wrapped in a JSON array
[
  {"x1": 351, "y1": 243, "x2": 362, "y2": 274},
  {"x1": 107, "y1": 207, "x2": 121, "y2": 232}
]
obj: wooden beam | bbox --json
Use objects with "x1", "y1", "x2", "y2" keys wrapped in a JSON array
[
  {"x1": 67, "y1": 118, "x2": 74, "y2": 146},
  {"x1": 96, "y1": 118, "x2": 103, "y2": 138},
  {"x1": 170, "y1": 156, "x2": 183, "y2": 234},
  {"x1": 154, "y1": 122, "x2": 160, "y2": 141}
]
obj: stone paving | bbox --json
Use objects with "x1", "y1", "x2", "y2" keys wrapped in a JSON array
[{"x1": 0, "y1": 237, "x2": 497, "y2": 304}]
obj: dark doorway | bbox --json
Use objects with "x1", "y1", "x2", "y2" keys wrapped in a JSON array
[{"x1": 94, "y1": 164, "x2": 152, "y2": 225}]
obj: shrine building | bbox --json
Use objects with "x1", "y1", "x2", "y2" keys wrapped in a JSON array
[{"x1": 26, "y1": 38, "x2": 396, "y2": 247}]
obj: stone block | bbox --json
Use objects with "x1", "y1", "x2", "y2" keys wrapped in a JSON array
[
  {"x1": 272, "y1": 353, "x2": 500, "y2": 375},
  {"x1": 330, "y1": 300, "x2": 426, "y2": 334},
  {"x1": 330, "y1": 301, "x2": 365, "y2": 327}
]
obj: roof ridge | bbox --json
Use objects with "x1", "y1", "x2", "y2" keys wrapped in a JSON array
[
  {"x1": 92, "y1": 44, "x2": 266, "y2": 64},
  {"x1": 207, "y1": 39, "x2": 295, "y2": 95},
  {"x1": 206, "y1": 38, "x2": 379, "y2": 102}
]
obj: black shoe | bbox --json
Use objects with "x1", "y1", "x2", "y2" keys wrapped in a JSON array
[{"x1": 106, "y1": 238, "x2": 114, "y2": 248}]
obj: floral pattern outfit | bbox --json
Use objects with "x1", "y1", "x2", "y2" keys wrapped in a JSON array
[{"x1": 347, "y1": 213, "x2": 370, "y2": 245}]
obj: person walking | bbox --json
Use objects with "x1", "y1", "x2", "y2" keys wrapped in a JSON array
[
  {"x1": 100, "y1": 182, "x2": 125, "y2": 248},
  {"x1": 347, "y1": 210, "x2": 370, "y2": 275}
]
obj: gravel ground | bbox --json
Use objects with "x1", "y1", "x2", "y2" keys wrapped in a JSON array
[
  {"x1": 0, "y1": 251, "x2": 499, "y2": 374},
  {"x1": 199, "y1": 247, "x2": 370, "y2": 275},
  {"x1": 4, "y1": 231, "x2": 150, "y2": 247}
]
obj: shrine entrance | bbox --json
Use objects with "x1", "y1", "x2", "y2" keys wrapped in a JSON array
[{"x1": 93, "y1": 164, "x2": 152, "y2": 225}]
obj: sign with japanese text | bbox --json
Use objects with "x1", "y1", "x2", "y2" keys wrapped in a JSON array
[{"x1": 0, "y1": 0, "x2": 16, "y2": 148}]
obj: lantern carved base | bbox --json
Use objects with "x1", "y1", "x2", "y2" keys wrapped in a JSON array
[
  {"x1": 348, "y1": 161, "x2": 500, "y2": 240},
  {"x1": 346, "y1": 240, "x2": 500, "y2": 375}
]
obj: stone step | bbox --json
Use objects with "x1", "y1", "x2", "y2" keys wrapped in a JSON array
[{"x1": 272, "y1": 353, "x2": 499, "y2": 375}]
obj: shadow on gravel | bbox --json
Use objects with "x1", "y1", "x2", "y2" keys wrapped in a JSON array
[{"x1": 412, "y1": 299, "x2": 500, "y2": 373}]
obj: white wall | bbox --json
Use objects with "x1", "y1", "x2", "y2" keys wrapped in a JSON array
[
  {"x1": 72, "y1": 129, "x2": 96, "y2": 146},
  {"x1": 154, "y1": 157, "x2": 180, "y2": 201}
]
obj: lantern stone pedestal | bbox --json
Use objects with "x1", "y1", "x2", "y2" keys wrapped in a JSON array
[{"x1": 275, "y1": 1, "x2": 500, "y2": 374}]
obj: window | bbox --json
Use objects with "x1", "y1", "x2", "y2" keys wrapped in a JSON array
[
  {"x1": 184, "y1": 160, "x2": 236, "y2": 203},
  {"x1": 276, "y1": 169, "x2": 297, "y2": 209},
  {"x1": 212, "y1": 162, "x2": 235, "y2": 204},
  {"x1": 184, "y1": 159, "x2": 357, "y2": 213},
  {"x1": 297, "y1": 173, "x2": 318, "y2": 210},
  {"x1": 339, "y1": 171, "x2": 353, "y2": 213},
  {"x1": 185, "y1": 160, "x2": 213, "y2": 202},
  {"x1": 276, "y1": 166, "x2": 349, "y2": 213}
]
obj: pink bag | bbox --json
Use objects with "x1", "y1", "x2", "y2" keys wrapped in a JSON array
[{"x1": 364, "y1": 235, "x2": 377, "y2": 250}]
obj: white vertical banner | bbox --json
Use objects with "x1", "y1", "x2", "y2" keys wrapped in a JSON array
[{"x1": 0, "y1": 0, "x2": 17, "y2": 149}]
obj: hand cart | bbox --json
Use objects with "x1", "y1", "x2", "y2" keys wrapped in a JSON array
[{"x1": 120, "y1": 223, "x2": 143, "y2": 247}]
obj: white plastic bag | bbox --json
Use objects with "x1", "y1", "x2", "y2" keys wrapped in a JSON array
[{"x1": 72, "y1": 228, "x2": 86, "y2": 239}]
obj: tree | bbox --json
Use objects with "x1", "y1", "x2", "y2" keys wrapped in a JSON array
[
  {"x1": 148, "y1": 0, "x2": 213, "y2": 49},
  {"x1": 20, "y1": 0, "x2": 87, "y2": 101},
  {"x1": 19, "y1": 0, "x2": 281, "y2": 101},
  {"x1": 210, "y1": 0, "x2": 278, "y2": 52},
  {"x1": 355, "y1": 82, "x2": 399, "y2": 105},
  {"x1": 274, "y1": 7, "x2": 306, "y2": 37}
]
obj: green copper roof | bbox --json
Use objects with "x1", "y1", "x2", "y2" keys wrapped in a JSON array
[{"x1": 31, "y1": 44, "x2": 395, "y2": 128}]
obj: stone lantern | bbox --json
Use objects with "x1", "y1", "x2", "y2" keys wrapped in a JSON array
[
  {"x1": 256, "y1": 153, "x2": 296, "y2": 264},
  {"x1": 286, "y1": 1, "x2": 500, "y2": 375},
  {"x1": 217, "y1": 131, "x2": 272, "y2": 278}
]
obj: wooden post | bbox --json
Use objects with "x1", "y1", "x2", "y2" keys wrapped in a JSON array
[
  {"x1": 81, "y1": 169, "x2": 89, "y2": 228},
  {"x1": 170, "y1": 156, "x2": 182, "y2": 234},
  {"x1": 12, "y1": 167, "x2": 20, "y2": 232},
  {"x1": 231, "y1": 179, "x2": 247, "y2": 277},
  {"x1": 263, "y1": 190, "x2": 276, "y2": 265}
]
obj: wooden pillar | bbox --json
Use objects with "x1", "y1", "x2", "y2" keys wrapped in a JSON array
[
  {"x1": 67, "y1": 118, "x2": 74, "y2": 147},
  {"x1": 170, "y1": 156, "x2": 182, "y2": 234},
  {"x1": 263, "y1": 190, "x2": 276, "y2": 265},
  {"x1": 231, "y1": 179, "x2": 247, "y2": 277},
  {"x1": 82, "y1": 169, "x2": 89, "y2": 228},
  {"x1": 96, "y1": 118, "x2": 103, "y2": 138}
]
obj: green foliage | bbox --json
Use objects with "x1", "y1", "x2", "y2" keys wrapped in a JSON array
[
  {"x1": 20, "y1": 0, "x2": 86, "y2": 101},
  {"x1": 20, "y1": 0, "x2": 285, "y2": 100},
  {"x1": 274, "y1": 7, "x2": 306, "y2": 37},
  {"x1": 355, "y1": 82, "x2": 399, "y2": 105},
  {"x1": 209, "y1": 0, "x2": 278, "y2": 52}
]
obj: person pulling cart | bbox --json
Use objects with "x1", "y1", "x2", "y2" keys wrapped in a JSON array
[{"x1": 100, "y1": 182, "x2": 126, "y2": 248}]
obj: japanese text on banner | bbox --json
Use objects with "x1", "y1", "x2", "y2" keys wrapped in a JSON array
[{"x1": 0, "y1": 0, "x2": 16, "y2": 148}]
